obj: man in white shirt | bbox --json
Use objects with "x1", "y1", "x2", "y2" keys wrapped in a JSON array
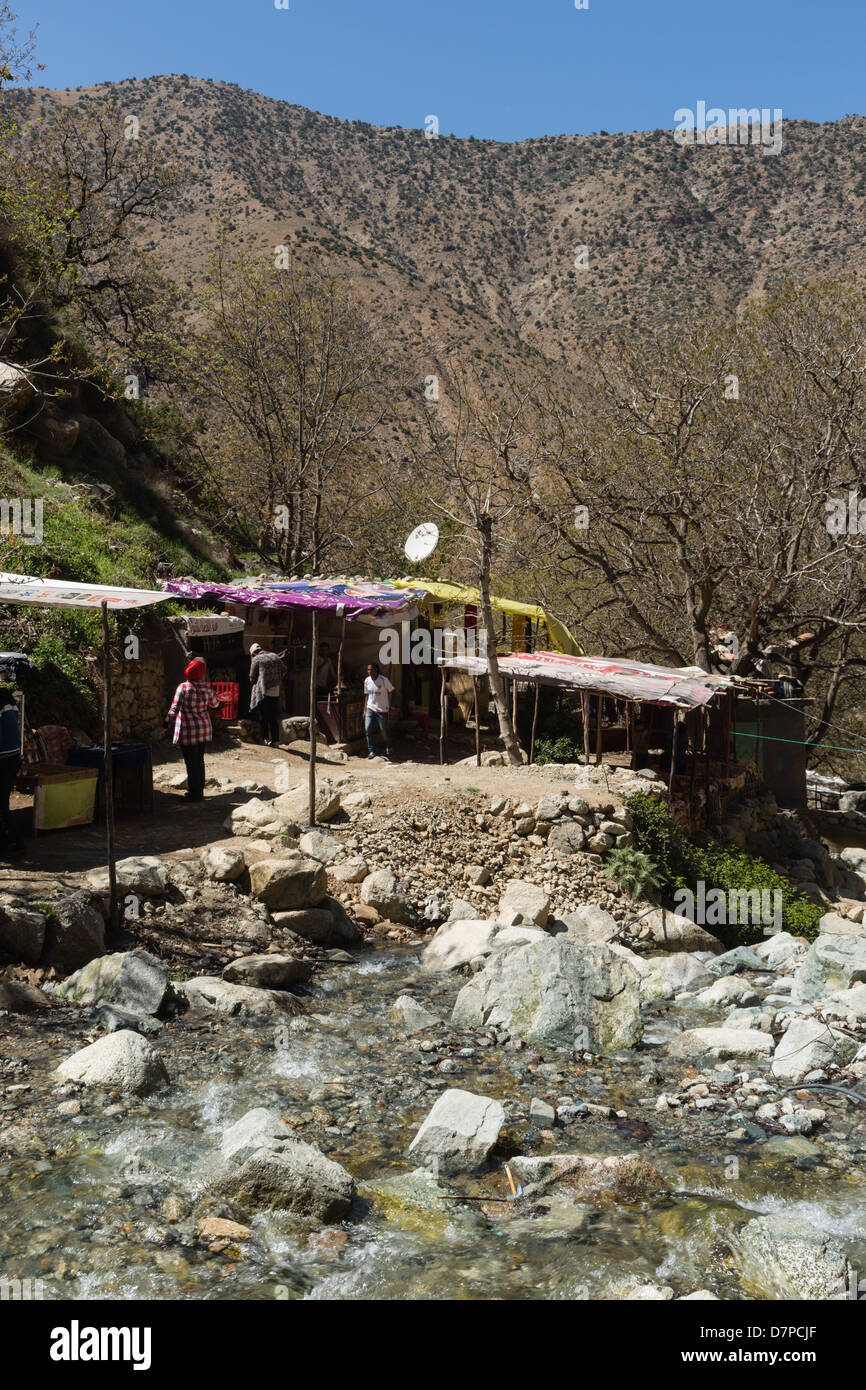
[{"x1": 363, "y1": 661, "x2": 394, "y2": 759}]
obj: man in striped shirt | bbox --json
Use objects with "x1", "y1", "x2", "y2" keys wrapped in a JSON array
[{"x1": 165, "y1": 659, "x2": 221, "y2": 802}]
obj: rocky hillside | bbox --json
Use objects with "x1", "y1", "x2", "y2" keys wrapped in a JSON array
[{"x1": 10, "y1": 78, "x2": 866, "y2": 368}]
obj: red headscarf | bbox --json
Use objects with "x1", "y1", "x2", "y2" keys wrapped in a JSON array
[{"x1": 185, "y1": 659, "x2": 207, "y2": 683}]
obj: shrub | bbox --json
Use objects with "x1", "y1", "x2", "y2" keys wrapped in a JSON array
[
  {"x1": 625, "y1": 792, "x2": 823, "y2": 945},
  {"x1": 604, "y1": 846, "x2": 664, "y2": 901},
  {"x1": 535, "y1": 735, "x2": 578, "y2": 765}
]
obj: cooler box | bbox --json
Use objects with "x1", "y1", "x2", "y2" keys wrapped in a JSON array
[{"x1": 31, "y1": 764, "x2": 98, "y2": 830}]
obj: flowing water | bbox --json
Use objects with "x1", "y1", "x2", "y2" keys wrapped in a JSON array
[{"x1": 2, "y1": 945, "x2": 865, "y2": 1301}]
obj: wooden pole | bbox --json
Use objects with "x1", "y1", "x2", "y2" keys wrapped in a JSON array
[
  {"x1": 308, "y1": 608, "x2": 318, "y2": 825},
  {"x1": 725, "y1": 691, "x2": 731, "y2": 778},
  {"x1": 582, "y1": 691, "x2": 591, "y2": 766},
  {"x1": 625, "y1": 702, "x2": 631, "y2": 753},
  {"x1": 529, "y1": 681, "x2": 540, "y2": 764},
  {"x1": 755, "y1": 693, "x2": 761, "y2": 777},
  {"x1": 473, "y1": 676, "x2": 481, "y2": 766},
  {"x1": 595, "y1": 695, "x2": 603, "y2": 766},
  {"x1": 439, "y1": 670, "x2": 447, "y2": 765},
  {"x1": 336, "y1": 613, "x2": 346, "y2": 741},
  {"x1": 511, "y1": 677, "x2": 518, "y2": 732},
  {"x1": 101, "y1": 602, "x2": 118, "y2": 933}
]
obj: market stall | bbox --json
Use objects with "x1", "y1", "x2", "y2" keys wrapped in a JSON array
[{"x1": 0, "y1": 573, "x2": 172, "y2": 923}]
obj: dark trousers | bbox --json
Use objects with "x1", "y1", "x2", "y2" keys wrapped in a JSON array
[
  {"x1": 182, "y1": 743, "x2": 206, "y2": 800},
  {"x1": 255, "y1": 695, "x2": 281, "y2": 743},
  {"x1": 0, "y1": 754, "x2": 22, "y2": 846}
]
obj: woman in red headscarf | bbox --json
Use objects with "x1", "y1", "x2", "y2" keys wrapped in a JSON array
[{"x1": 164, "y1": 659, "x2": 221, "y2": 802}]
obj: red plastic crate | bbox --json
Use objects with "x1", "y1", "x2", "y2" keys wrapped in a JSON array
[{"x1": 210, "y1": 681, "x2": 239, "y2": 720}]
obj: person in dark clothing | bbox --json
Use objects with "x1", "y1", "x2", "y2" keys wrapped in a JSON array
[
  {"x1": 0, "y1": 687, "x2": 24, "y2": 857},
  {"x1": 249, "y1": 643, "x2": 286, "y2": 746}
]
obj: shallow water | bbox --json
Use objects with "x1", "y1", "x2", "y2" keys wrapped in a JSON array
[{"x1": 2, "y1": 945, "x2": 865, "y2": 1300}]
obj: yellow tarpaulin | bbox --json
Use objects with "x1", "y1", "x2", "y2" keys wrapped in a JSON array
[{"x1": 393, "y1": 578, "x2": 581, "y2": 655}]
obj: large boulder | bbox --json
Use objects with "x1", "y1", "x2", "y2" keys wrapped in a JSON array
[
  {"x1": 179, "y1": 976, "x2": 305, "y2": 1019},
  {"x1": 222, "y1": 954, "x2": 313, "y2": 989},
  {"x1": 54, "y1": 1029, "x2": 169, "y2": 1096},
  {"x1": 41, "y1": 892, "x2": 106, "y2": 971},
  {"x1": 299, "y1": 829, "x2": 343, "y2": 865},
  {"x1": 87, "y1": 856, "x2": 170, "y2": 897},
  {"x1": 213, "y1": 1107, "x2": 354, "y2": 1221},
  {"x1": 390, "y1": 994, "x2": 441, "y2": 1034},
  {"x1": 667, "y1": 1027, "x2": 775, "y2": 1060},
  {"x1": 794, "y1": 934, "x2": 866, "y2": 1003},
  {"x1": 647, "y1": 953, "x2": 715, "y2": 993},
  {"x1": 548, "y1": 821, "x2": 586, "y2": 856},
  {"x1": 706, "y1": 946, "x2": 764, "y2": 976},
  {"x1": 56, "y1": 948, "x2": 176, "y2": 1016},
  {"x1": 557, "y1": 904, "x2": 619, "y2": 944},
  {"x1": 227, "y1": 798, "x2": 295, "y2": 839},
  {"x1": 732, "y1": 1214, "x2": 852, "y2": 1300},
  {"x1": 498, "y1": 880, "x2": 550, "y2": 928},
  {"x1": 771, "y1": 1017, "x2": 859, "y2": 1081},
  {"x1": 819, "y1": 910, "x2": 866, "y2": 938},
  {"x1": 0, "y1": 899, "x2": 46, "y2": 965},
  {"x1": 754, "y1": 931, "x2": 808, "y2": 971},
  {"x1": 248, "y1": 854, "x2": 327, "y2": 911},
  {"x1": 0, "y1": 361, "x2": 34, "y2": 409},
  {"x1": 0, "y1": 980, "x2": 50, "y2": 1012},
  {"x1": 421, "y1": 919, "x2": 496, "y2": 972},
  {"x1": 201, "y1": 846, "x2": 246, "y2": 883},
  {"x1": 360, "y1": 869, "x2": 413, "y2": 924},
  {"x1": 407, "y1": 1088, "x2": 505, "y2": 1174},
  {"x1": 273, "y1": 780, "x2": 341, "y2": 824},
  {"x1": 629, "y1": 908, "x2": 723, "y2": 954},
  {"x1": 270, "y1": 898, "x2": 360, "y2": 945},
  {"x1": 452, "y1": 937, "x2": 642, "y2": 1052}
]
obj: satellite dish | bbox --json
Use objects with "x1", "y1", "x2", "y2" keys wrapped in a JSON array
[{"x1": 404, "y1": 522, "x2": 439, "y2": 563}]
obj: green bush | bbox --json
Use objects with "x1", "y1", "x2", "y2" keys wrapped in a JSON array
[
  {"x1": 535, "y1": 735, "x2": 579, "y2": 765},
  {"x1": 625, "y1": 792, "x2": 823, "y2": 945},
  {"x1": 604, "y1": 846, "x2": 664, "y2": 901}
]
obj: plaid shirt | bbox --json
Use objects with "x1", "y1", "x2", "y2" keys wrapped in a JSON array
[{"x1": 167, "y1": 681, "x2": 220, "y2": 745}]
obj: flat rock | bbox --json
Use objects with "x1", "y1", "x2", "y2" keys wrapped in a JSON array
[
  {"x1": 630, "y1": 908, "x2": 723, "y2": 954},
  {"x1": 201, "y1": 847, "x2": 246, "y2": 882},
  {"x1": 498, "y1": 879, "x2": 550, "y2": 928},
  {"x1": 179, "y1": 976, "x2": 304, "y2": 1019},
  {"x1": 222, "y1": 954, "x2": 313, "y2": 989},
  {"x1": 668, "y1": 1027, "x2": 775, "y2": 1060}
]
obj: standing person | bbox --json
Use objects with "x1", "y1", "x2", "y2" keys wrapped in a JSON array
[
  {"x1": 249, "y1": 643, "x2": 286, "y2": 746},
  {"x1": 363, "y1": 661, "x2": 395, "y2": 760},
  {"x1": 315, "y1": 642, "x2": 338, "y2": 697},
  {"x1": 165, "y1": 659, "x2": 220, "y2": 802},
  {"x1": 0, "y1": 687, "x2": 24, "y2": 858}
]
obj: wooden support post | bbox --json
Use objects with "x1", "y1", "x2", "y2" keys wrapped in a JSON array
[
  {"x1": 439, "y1": 670, "x2": 447, "y2": 765},
  {"x1": 582, "y1": 691, "x2": 591, "y2": 766},
  {"x1": 755, "y1": 693, "x2": 761, "y2": 776},
  {"x1": 625, "y1": 702, "x2": 631, "y2": 753},
  {"x1": 703, "y1": 706, "x2": 710, "y2": 803},
  {"x1": 725, "y1": 691, "x2": 731, "y2": 778},
  {"x1": 473, "y1": 676, "x2": 481, "y2": 766},
  {"x1": 101, "y1": 602, "x2": 118, "y2": 934},
  {"x1": 308, "y1": 608, "x2": 318, "y2": 825},
  {"x1": 511, "y1": 677, "x2": 518, "y2": 733},
  {"x1": 595, "y1": 696, "x2": 603, "y2": 766},
  {"x1": 530, "y1": 681, "x2": 540, "y2": 764}
]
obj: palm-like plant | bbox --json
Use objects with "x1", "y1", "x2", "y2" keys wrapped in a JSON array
[{"x1": 604, "y1": 846, "x2": 663, "y2": 901}]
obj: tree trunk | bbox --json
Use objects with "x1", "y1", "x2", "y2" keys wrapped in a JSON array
[{"x1": 479, "y1": 515, "x2": 522, "y2": 765}]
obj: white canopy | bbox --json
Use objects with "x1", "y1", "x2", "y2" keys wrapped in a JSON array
[{"x1": 0, "y1": 573, "x2": 170, "y2": 610}]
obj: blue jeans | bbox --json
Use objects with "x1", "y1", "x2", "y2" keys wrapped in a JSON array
[{"x1": 365, "y1": 710, "x2": 391, "y2": 754}]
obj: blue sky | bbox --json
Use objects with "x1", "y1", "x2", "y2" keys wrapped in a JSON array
[{"x1": 14, "y1": 0, "x2": 865, "y2": 141}]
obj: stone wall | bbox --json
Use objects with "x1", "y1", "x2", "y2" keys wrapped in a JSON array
[{"x1": 109, "y1": 640, "x2": 166, "y2": 738}]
